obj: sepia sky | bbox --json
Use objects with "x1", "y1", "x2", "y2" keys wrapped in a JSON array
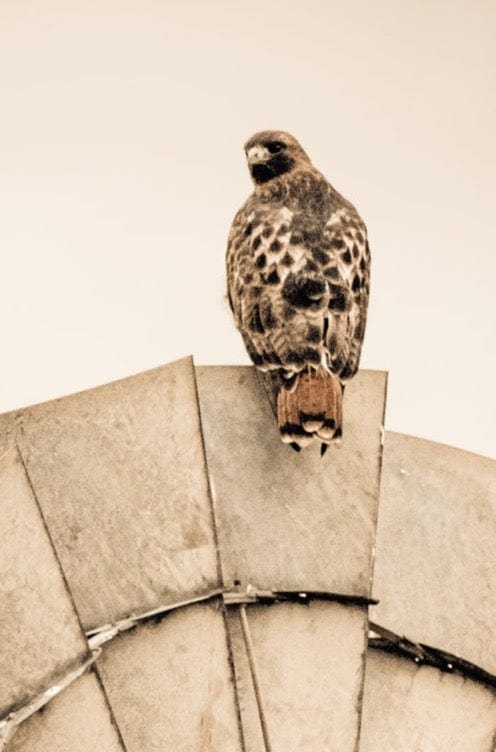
[{"x1": 1, "y1": 0, "x2": 495, "y2": 458}]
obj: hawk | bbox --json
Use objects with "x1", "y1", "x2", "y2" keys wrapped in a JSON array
[{"x1": 226, "y1": 130, "x2": 370, "y2": 453}]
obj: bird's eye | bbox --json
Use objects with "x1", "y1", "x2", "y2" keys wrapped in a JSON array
[{"x1": 267, "y1": 141, "x2": 285, "y2": 154}]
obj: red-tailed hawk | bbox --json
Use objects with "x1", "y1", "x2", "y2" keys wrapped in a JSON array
[{"x1": 226, "y1": 130, "x2": 370, "y2": 453}]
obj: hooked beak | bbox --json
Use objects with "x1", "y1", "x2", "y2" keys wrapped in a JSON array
[{"x1": 246, "y1": 145, "x2": 271, "y2": 165}]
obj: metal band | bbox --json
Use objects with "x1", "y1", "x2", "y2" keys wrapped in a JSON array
[
  {"x1": 369, "y1": 622, "x2": 496, "y2": 689},
  {"x1": 0, "y1": 649, "x2": 101, "y2": 749}
]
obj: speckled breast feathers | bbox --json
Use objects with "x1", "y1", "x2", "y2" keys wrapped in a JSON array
[{"x1": 226, "y1": 130, "x2": 370, "y2": 449}]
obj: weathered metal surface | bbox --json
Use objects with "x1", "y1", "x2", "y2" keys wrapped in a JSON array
[
  {"x1": 0, "y1": 448, "x2": 88, "y2": 717},
  {"x1": 226, "y1": 601, "x2": 367, "y2": 752},
  {"x1": 360, "y1": 649, "x2": 496, "y2": 751},
  {"x1": 371, "y1": 431, "x2": 496, "y2": 674},
  {"x1": 5, "y1": 672, "x2": 125, "y2": 752},
  {"x1": 96, "y1": 602, "x2": 243, "y2": 751},
  {"x1": 196, "y1": 366, "x2": 386, "y2": 595},
  {"x1": 0, "y1": 358, "x2": 219, "y2": 631}
]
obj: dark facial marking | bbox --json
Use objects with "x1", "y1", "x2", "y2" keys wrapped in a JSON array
[
  {"x1": 262, "y1": 225, "x2": 273, "y2": 238},
  {"x1": 281, "y1": 252, "x2": 293, "y2": 266},
  {"x1": 252, "y1": 235, "x2": 262, "y2": 251},
  {"x1": 352, "y1": 244, "x2": 360, "y2": 259},
  {"x1": 278, "y1": 224, "x2": 290, "y2": 235},
  {"x1": 352, "y1": 274, "x2": 361, "y2": 292},
  {"x1": 265, "y1": 140, "x2": 286, "y2": 154},
  {"x1": 250, "y1": 153, "x2": 296, "y2": 184},
  {"x1": 270, "y1": 239, "x2": 281, "y2": 252},
  {"x1": 330, "y1": 238, "x2": 345, "y2": 250},
  {"x1": 255, "y1": 253, "x2": 266, "y2": 269},
  {"x1": 356, "y1": 231, "x2": 364, "y2": 244},
  {"x1": 359, "y1": 257, "x2": 366, "y2": 273},
  {"x1": 342, "y1": 249, "x2": 352, "y2": 264},
  {"x1": 244, "y1": 222, "x2": 253, "y2": 236}
]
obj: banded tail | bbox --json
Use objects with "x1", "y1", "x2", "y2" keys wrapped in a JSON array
[{"x1": 277, "y1": 369, "x2": 343, "y2": 451}]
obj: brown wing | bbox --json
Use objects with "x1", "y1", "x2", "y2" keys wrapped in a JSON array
[
  {"x1": 321, "y1": 207, "x2": 370, "y2": 380},
  {"x1": 227, "y1": 196, "x2": 370, "y2": 380}
]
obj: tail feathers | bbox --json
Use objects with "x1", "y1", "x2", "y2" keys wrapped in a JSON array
[{"x1": 277, "y1": 369, "x2": 343, "y2": 450}]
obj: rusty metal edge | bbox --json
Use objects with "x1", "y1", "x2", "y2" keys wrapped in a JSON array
[{"x1": 369, "y1": 622, "x2": 496, "y2": 691}]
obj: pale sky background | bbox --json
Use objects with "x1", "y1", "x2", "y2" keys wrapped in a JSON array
[{"x1": 0, "y1": 0, "x2": 494, "y2": 458}]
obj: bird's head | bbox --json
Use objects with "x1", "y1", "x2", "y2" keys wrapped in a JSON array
[{"x1": 244, "y1": 130, "x2": 311, "y2": 185}]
